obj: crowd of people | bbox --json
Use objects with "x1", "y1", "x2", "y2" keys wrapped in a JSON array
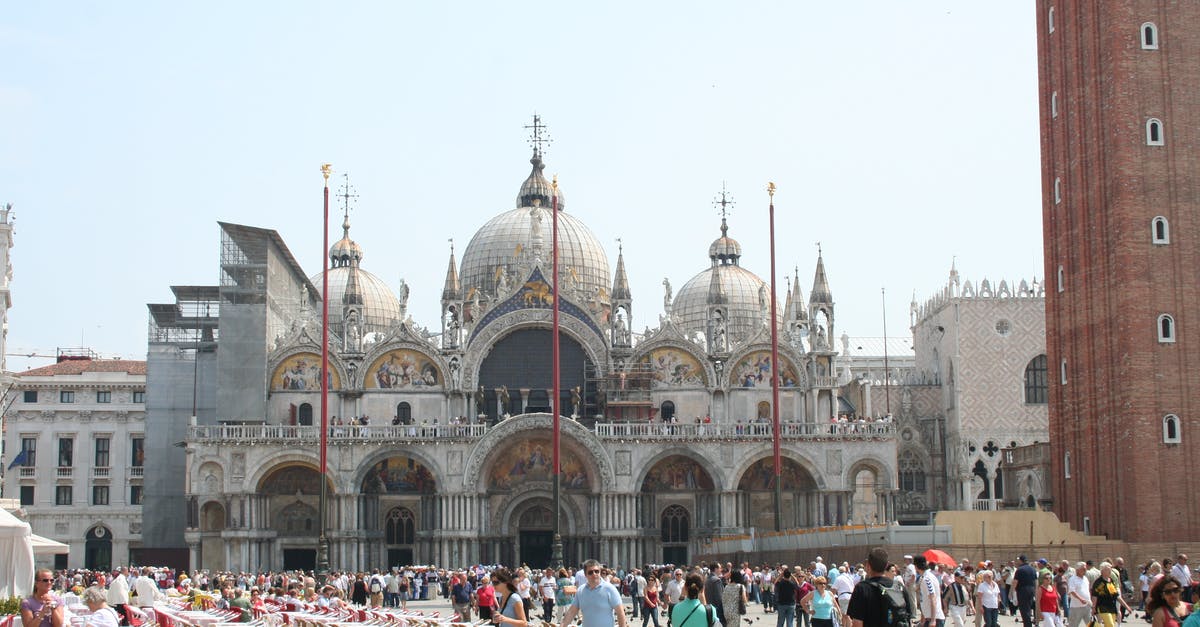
[{"x1": 16, "y1": 551, "x2": 1200, "y2": 627}]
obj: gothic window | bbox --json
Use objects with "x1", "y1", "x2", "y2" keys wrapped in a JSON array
[
  {"x1": 1147, "y1": 118, "x2": 1164, "y2": 145},
  {"x1": 1057, "y1": 265, "x2": 1065, "y2": 292},
  {"x1": 1051, "y1": 92, "x2": 1058, "y2": 118},
  {"x1": 1152, "y1": 217, "x2": 1170, "y2": 244},
  {"x1": 1163, "y1": 414, "x2": 1181, "y2": 444},
  {"x1": 1060, "y1": 358, "x2": 1068, "y2": 385},
  {"x1": 1024, "y1": 355, "x2": 1049, "y2": 404},
  {"x1": 661, "y1": 504, "x2": 689, "y2": 543},
  {"x1": 1141, "y1": 22, "x2": 1159, "y2": 49},
  {"x1": 1054, "y1": 177, "x2": 1062, "y2": 204},
  {"x1": 1064, "y1": 451, "x2": 1071, "y2": 479},
  {"x1": 385, "y1": 507, "x2": 415, "y2": 545},
  {"x1": 1158, "y1": 314, "x2": 1176, "y2": 343},
  {"x1": 1048, "y1": 6, "x2": 1055, "y2": 33},
  {"x1": 898, "y1": 450, "x2": 926, "y2": 493}
]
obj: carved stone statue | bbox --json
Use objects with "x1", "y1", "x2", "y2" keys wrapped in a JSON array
[
  {"x1": 499, "y1": 385, "x2": 511, "y2": 416},
  {"x1": 663, "y1": 278, "x2": 673, "y2": 315},
  {"x1": 397, "y1": 279, "x2": 410, "y2": 312},
  {"x1": 571, "y1": 386, "x2": 582, "y2": 417},
  {"x1": 344, "y1": 311, "x2": 361, "y2": 352},
  {"x1": 758, "y1": 285, "x2": 769, "y2": 325},
  {"x1": 449, "y1": 357, "x2": 461, "y2": 389},
  {"x1": 475, "y1": 385, "x2": 486, "y2": 413},
  {"x1": 496, "y1": 267, "x2": 510, "y2": 297},
  {"x1": 530, "y1": 207, "x2": 544, "y2": 250}
]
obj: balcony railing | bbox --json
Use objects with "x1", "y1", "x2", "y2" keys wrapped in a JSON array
[
  {"x1": 594, "y1": 421, "x2": 896, "y2": 440},
  {"x1": 189, "y1": 423, "x2": 488, "y2": 444},
  {"x1": 972, "y1": 498, "x2": 1001, "y2": 511},
  {"x1": 92, "y1": 467, "x2": 110, "y2": 479},
  {"x1": 18, "y1": 467, "x2": 35, "y2": 479},
  {"x1": 56, "y1": 467, "x2": 73, "y2": 479},
  {"x1": 188, "y1": 420, "x2": 894, "y2": 445},
  {"x1": 129, "y1": 466, "x2": 144, "y2": 479}
]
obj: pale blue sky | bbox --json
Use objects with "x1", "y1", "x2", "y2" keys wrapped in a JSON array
[{"x1": 2, "y1": 2, "x2": 1042, "y2": 371}]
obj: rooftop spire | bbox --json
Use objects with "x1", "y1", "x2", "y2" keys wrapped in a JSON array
[
  {"x1": 612, "y1": 238, "x2": 631, "y2": 301},
  {"x1": 442, "y1": 239, "x2": 461, "y2": 301},
  {"x1": 329, "y1": 173, "x2": 363, "y2": 267},
  {"x1": 708, "y1": 184, "x2": 742, "y2": 266},
  {"x1": 810, "y1": 245, "x2": 833, "y2": 305}
]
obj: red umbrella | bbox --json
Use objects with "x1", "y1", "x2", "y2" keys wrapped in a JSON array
[{"x1": 923, "y1": 548, "x2": 957, "y2": 566}]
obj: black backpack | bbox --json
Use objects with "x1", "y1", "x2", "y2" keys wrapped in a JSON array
[{"x1": 870, "y1": 581, "x2": 913, "y2": 627}]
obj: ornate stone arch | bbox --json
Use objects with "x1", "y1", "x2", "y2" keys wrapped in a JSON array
[
  {"x1": 728, "y1": 446, "x2": 826, "y2": 492},
  {"x1": 353, "y1": 447, "x2": 444, "y2": 494},
  {"x1": 724, "y1": 343, "x2": 807, "y2": 390},
  {"x1": 843, "y1": 457, "x2": 895, "y2": 490},
  {"x1": 197, "y1": 460, "x2": 225, "y2": 496},
  {"x1": 462, "y1": 312, "x2": 607, "y2": 390},
  {"x1": 245, "y1": 452, "x2": 325, "y2": 493},
  {"x1": 267, "y1": 346, "x2": 349, "y2": 391},
  {"x1": 358, "y1": 342, "x2": 449, "y2": 391},
  {"x1": 630, "y1": 339, "x2": 714, "y2": 389},
  {"x1": 490, "y1": 483, "x2": 587, "y2": 535},
  {"x1": 633, "y1": 447, "x2": 726, "y2": 492},
  {"x1": 462, "y1": 413, "x2": 614, "y2": 491}
]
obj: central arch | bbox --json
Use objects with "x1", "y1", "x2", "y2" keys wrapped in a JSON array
[{"x1": 475, "y1": 327, "x2": 595, "y2": 420}]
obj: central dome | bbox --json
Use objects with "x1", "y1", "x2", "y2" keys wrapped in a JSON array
[
  {"x1": 460, "y1": 154, "x2": 610, "y2": 302},
  {"x1": 672, "y1": 218, "x2": 778, "y2": 344}
]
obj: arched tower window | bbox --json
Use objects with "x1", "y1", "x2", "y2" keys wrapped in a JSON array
[
  {"x1": 1057, "y1": 265, "x2": 1065, "y2": 293},
  {"x1": 1054, "y1": 177, "x2": 1062, "y2": 204},
  {"x1": 1051, "y1": 92, "x2": 1058, "y2": 118},
  {"x1": 1152, "y1": 217, "x2": 1170, "y2": 244},
  {"x1": 1147, "y1": 118, "x2": 1165, "y2": 145},
  {"x1": 661, "y1": 504, "x2": 690, "y2": 543},
  {"x1": 1060, "y1": 358, "x2": 1068, "y2": 385},
  {"x1": 1158, "y1": 314, "x2": 1176, "y2": 343},
  {"x1": 385, "y1": 507, "x2": 416, "y2": 545},
  {"x1": 1064, "y1": 451, "x2": 1071, "y2": 479},
  {"x1": 1142, "y1": 22, "x2": 1159, "y2": 49},
  {"x1": 1163, "y1": 414, "x2": 1181, "y2": 444},
  {"x1": 1024, "y1": 355, "x2": 1049, "y2": 404},
  {"x1": 1048, "y1": 7, "x2": 1055, "y2": 33}
]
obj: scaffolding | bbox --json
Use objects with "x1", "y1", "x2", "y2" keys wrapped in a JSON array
[
  {"x1": 587, "y1": 362, "x2": 657, "y2": 422},
  {"x1": 147, "y1": 285, "x2": 220, "y2": 347}
]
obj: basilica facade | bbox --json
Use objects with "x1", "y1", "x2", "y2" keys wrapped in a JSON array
[{"x1": 147, "y1": 146, "x2": 896, "y2": 573}]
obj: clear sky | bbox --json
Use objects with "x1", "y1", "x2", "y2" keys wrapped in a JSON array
[{"x1": 2, "y1": 2, "x2": 1042, "y2": 371}]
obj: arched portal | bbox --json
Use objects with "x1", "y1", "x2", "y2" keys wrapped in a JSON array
[
  {"x1": 360, "y1": 454, "x2": 436, "y2": 567},
  {"x1": 298, "y1": 403, "x2": 313, "y2": 426},
  {"x1": 259, "y1": 464, "x2": 335, "y2": 572},
  {"x1": 85, "y1": 526, "x2": 112, "y2": 572},
  {"x1": 477, "y1": 328, "x2": 595, "y2": 421},
  {"x1": 640, "y1": 454, "x2": 718, "y2": 564},
  {"x1": 737, "y1": 457, "x2": 819, "y2": 530}
]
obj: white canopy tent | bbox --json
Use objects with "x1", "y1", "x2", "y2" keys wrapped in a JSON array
[
  {"x1": 31, "y1": 533, "x2": 69, "y2": 556},
  {"x1": 0, "y1": 507, "x2": 35, "y2": 597}
]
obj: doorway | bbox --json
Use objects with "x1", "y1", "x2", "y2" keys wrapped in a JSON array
[
  {"x1": 519, "y1": 531, "x2": 553, "y2": 568},
  {"x1": 283, "y1": 548, "x2": 316, "y2": 571},
  {"x1": 85, "y1": 526, "x2": 112, "y2": 571},
  {"x1": 660, "y1": 401, "x2": 676, "y2": 422},
  {"x1": 298, "y1": 403, "x2": 313, "y2": 426},
  {"x1": 662, "y1": 546, "x2": 688, "y2": 566},
  {"x1": 388, "y1": 548, "x2": 414, "y2": 569}
]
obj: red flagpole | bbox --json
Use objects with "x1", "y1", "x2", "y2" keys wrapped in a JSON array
[
  {"x1": 768, "y1": 182, "x2": 782, "y2": 531},
  {"x1": 318, "y1": 163, "x2": 331, "y2": 577},
  {"x1": 552, "y1": 176, "x2": 561, "y2": 476}
]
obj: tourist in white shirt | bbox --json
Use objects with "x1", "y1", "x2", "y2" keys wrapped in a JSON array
[
  {"x1": 976, "y1": 570, "x2": 1001, "y2": 627},
  {"x1": 1066, "y1": 563, "x2": 1093, "y2": 627},
  {"x1": 915, "y1": 556, "x2": 946, "y2": 627},
  {"x1": 1171, "y1": 555, "x2": 1193, "y2": 603}
]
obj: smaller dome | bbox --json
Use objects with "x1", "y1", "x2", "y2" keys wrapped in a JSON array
[
  {"x1": 329, "y1": 216, "x2": 363, "y2": 267},
  {"x1": 707, "y1": 218, "x2": 741, "y2": 264}
]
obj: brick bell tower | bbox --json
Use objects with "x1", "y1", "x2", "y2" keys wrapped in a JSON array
[{"x1": 1038, "y1": 2, "x2": 1200, "y2": 541}]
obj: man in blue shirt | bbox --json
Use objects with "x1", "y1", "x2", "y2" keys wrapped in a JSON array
[{"x1": 562, "y1": 560, "x2": 629, "y2": 627}]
